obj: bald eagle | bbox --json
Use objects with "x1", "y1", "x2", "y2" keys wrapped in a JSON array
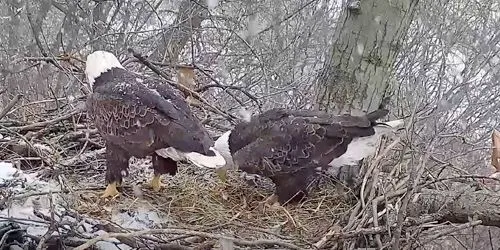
[
  {"x1": 213, "y1": 108, "x2": 403, "y2": 205},
  {"x1": 84, "y1": 50, "x2": 226, "y2": 198}
]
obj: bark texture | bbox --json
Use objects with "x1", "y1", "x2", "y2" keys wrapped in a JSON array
[
  {"x1": 409, "y1": 188, "x2": 500, "y2": 227},
  {"x1": 316, "y1": 0, "x2": 419, "y2": 114}
]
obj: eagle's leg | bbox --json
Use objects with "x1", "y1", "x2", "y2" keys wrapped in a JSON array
[
  {"x1": 272, "y1": 173, "x2": 310, "y2": 205},
  {"x1": 150, "y1": 175, "x2": 162, "y2": 192},
  {"x1": 102, "y1": 143, "x2": 130, "y2": 198},
  {"x1": 151, "y1": 153, "x2": 178, "y2": 192}
]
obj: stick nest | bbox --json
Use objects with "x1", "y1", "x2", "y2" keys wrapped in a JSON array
[{"x1": 67, "y1": 157, "x2": 355, "y2": 247}]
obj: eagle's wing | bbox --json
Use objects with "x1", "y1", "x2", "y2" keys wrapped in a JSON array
[
  {"x1": 87, "y1": 74, "x2": 212, "y2": 155},
  {"x1": 231, "y1": 108, "x2": 382, "y2": 176},
  {"x1": 87, "y1": 92, "x2": 155, "y2": 143}
]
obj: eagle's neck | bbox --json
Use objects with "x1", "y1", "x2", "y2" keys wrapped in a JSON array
[{"x1": 92, "y1": 68, "x2": 126, "y2": 89}]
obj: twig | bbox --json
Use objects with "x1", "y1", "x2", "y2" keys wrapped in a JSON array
[
  {"x1": 313, "y1": 224, "x2": 341, "y2": 248},
  {"x1": 12, "y1": 186, "x2": 106, "y2": 200},
  {"x1": 360, "y1": 137, "x2": 402, "y2": 208},
  {"x1": 0, "y1": 229, "x2": 24, "y2": 247},
  {"x1": 0, "y1": 216, "x2": 50, "y2": 225},
  {"x1": 315, "y1": 213, "x2": 441, "y2": 248},
  {"x1": 58, "y1": 148, "x2": 106, "y2": 167},
  {"x1": 392, "y1": 140, "x2": 434, "y2": 250},
  {"x1": 74, "y1": 228, "x2": 306, "y2": 250},
  {"x1": 127, "y1": 48, "x2": 237, "y2": 122},
  {"x1": 23, "y1": 55, "x2": 82, "y2": 63},
  {"x1": 420, "y1": 220, "x2": 482, "y2": 245},
  {"x1": 192, "y1": 64, "x2": 260, "y2": 107},
  {"x1": 0, "y1": 94, "x2": 23, "y2": 120},
  {"x1": 36, "y1": 193, "x2": 57, "y2": 250},
  {"x1": 0, "y1": 125, "x2": 55, "y2": 167},
  {"x1": 1, "y1": 108, "x2": 82, "y2": 132}
]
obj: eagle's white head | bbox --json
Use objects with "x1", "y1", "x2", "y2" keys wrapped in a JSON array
[{"x1": 85, "y1": 50, "x2": 124, "y2": 87}]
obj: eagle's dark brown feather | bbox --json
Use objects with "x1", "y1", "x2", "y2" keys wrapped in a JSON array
[
  {"x1": 226, "y1": 108, "x2": 391, "y2": 204},
  {"x1": 86, "y1": 65, "x2": 217, "y2": 196}
]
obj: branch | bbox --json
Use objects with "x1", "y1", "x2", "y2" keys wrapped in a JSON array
[
  {"x1": 127, "y1": 48, "x2": 237, "y2": 122},
  {"x1": 74, "y1": 228, "x2": 306, "y2": 250},
  {"x1": 408, "y1": 188, "x2": 500, "y2": 226},
  {"x1": 0, "y1": 108, "x2": 82, "y2": 133},
  {"x1": 420, "y1": 220, "x2": 482, "y2": 245},
  {"x1": 192, "y1": 64, "x2": 260, "y2": 107},
  {"x1": 0, "y1": 94, "x2": 23, "y2": 120}
]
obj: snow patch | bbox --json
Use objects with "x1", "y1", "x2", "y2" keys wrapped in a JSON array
[
  {"x1": 356, "y1": 43, "x2": 364, "y2": 55},
  {"x1": 149, "y1": 88, "x2": 161, "y2": 97},
  {"x1": 111, "y1": 206, "x2": 168, "y2": 230},
  {"x1": 237, "y1": 107, "x2": 252, "y2": 122},
  {"x1": 0, "y1": 162, "x2": 51, "y2": 192},
  {"x1": 0, "y1": 161, "x2": 20, "y2": 182},
  {"x1": 0, "y1": 160, "x2": 171, "y2": 250},
  {"x1": 206, "y1": 0, "x2": 219, "y2": 10}
]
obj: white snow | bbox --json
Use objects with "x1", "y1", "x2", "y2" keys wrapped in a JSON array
[
  {"x1": 206, "y1": 0, "x2": 219, "y2": 10},
  {"x1": 0, "y1": 160, "x2": 169, "y2": 249},
  {"x1": 0, "y1": 161, "x2": 19, "y2": 182},
  {"x1": 356, "y1": 43, "x2": 364, "y2": 55},
  {"x1": 0, "y1": 162, "x2": 50, "y2": 192},
  {"x1": 236, "y1": 107, "x2": 252, "y2": 122},
  {"x1": 111, "y1": 206, "x2": 168, "y2": 230}
]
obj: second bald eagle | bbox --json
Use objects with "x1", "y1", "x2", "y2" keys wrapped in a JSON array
[
  {"x1": 84, "y1": 50, "x2": 225, "y2": 198},
  {"x1": 213, "y1": 108, "x2": 403, "y2": 205}
]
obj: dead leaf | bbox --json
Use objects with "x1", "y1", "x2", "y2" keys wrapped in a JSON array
[
  {"x1": 177, "y1": 67, "x2": 196, "y2": 91},
  {"x1": 491, "y1": 129, "x2": 500, "y2": 171}
]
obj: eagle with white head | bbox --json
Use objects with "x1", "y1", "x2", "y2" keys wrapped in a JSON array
[
  {"x1": 85, "y1": 50, "x2": 225, "y2": 198},
  {"x1": 213, "y1": 108, "x2": 403, "y2": 205}
]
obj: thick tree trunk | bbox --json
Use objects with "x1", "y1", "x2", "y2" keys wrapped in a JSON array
[
  {"x1": 409, "y1": 188, "x2": 500, "y2": 227},
  {"x1": 315, "y1": 0, "x2": 419, "y2": 114},
  {"x1": 154, "y1": 0, "x2": 207, "y2": 63}
]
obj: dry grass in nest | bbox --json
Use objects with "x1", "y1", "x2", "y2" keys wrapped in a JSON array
[{"x1": 68, "y1": 159, "x2": 355, "y2": 244}]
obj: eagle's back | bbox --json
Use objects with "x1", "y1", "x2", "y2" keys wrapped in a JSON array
[
  {"x1": 229, "y1": 108, "x2": 383, "y2": 177},
  {"x1": 86, "y1": 68, "x2": 214, "y2": 157}
]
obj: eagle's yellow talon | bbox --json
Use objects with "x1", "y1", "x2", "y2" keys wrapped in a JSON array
[
  {"x1": 101, "y1": 182, "x2": 120, "y2": 198},
  {"x1": 151, "y1": 175, "x2": 162, "y2": 192}
]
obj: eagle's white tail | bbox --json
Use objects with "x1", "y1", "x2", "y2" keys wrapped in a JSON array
[
  {"x1": 381, "y1": 119, "x2": 405, "y2": 129},
  {"x1": 85, "y1": 50, "x2": 124, "y2": 86},
  {"x1": 328, "y1": 119, "x2": 404, "y2": 168},
  {"x1": 184, "y1": 147, "x2": 227, "y2": 169},
  {"x1": 155, "y1": 146, "x2": 226, "y2": 169},
  {"x1": 373, "y1": 119, "x2": 404, "y2": 135}
]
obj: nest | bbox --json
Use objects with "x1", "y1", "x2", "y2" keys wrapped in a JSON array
[{"x1": 62, "y1": 158, "x2": 355, "y2": 247}]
